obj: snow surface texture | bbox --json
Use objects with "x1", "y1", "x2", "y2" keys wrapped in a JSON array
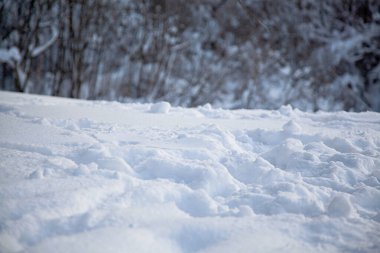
[{"x1": 0, "y1": 91, "x2": 379, "y2": 253}]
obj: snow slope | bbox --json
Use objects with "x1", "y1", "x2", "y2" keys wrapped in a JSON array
[{"x1": 0, "y1": 91, "x2": 379, "y2": 253}]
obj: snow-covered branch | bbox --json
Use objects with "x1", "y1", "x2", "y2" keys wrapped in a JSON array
[
  {"x1": 31, "y1": 26, "x2": 58, "y2": 57},
  {"x1": 0, "y1": 47, "x2": 21, "y2": 67}
]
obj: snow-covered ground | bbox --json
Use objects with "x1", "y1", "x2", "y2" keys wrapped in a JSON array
[{"x1": 0, "y1": 91, "x2": 379, "y2": 253}]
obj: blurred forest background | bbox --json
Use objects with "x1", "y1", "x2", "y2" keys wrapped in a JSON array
[{"x1": 1, "y1": 0, "x2": 379, "y2": 111}]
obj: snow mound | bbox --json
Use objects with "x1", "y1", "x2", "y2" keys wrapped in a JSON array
[
  {"x1": 327, "y1": 195, "x2": 354, "y2": 218},
  {"x1": 282, "y1": 119, "x2": 302, "y2": 134},
  {"x1": 0, "y1": 91, "x2": 379, "y2": 253},
  {"x1": 149, "y1": 101, "x2": 171, "y2": 113}
]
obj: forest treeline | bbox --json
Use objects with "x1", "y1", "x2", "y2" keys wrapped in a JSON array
[{"x1": 1, "y1": 0, "x2": 379, "y2": 111}]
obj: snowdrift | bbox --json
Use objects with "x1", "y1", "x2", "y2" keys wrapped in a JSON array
[{"x1": 0, "y1": 91, "x2": 379, "y2": 253}]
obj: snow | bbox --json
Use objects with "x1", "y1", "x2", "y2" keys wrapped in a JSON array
[
  {"x1": 30, "y1": 26, "x2": 58, "y2": 58},
  {"x1": 0, "y1": 91, "x2": 380, "y2": 253},
  {"x1": 149, "y1": 101, "x2": 171, "y2": 114},
  {"x1": 0, "y1": 47, "x2": 21, "y2": 67}
]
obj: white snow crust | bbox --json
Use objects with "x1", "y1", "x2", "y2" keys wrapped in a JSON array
[{"x1": 0, "y1": 91, "x2": 379, "y2": 253}]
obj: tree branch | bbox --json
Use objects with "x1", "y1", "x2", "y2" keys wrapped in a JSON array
[{"x1": 31, "y1": 25, "x2": 58, "y2": 57}]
